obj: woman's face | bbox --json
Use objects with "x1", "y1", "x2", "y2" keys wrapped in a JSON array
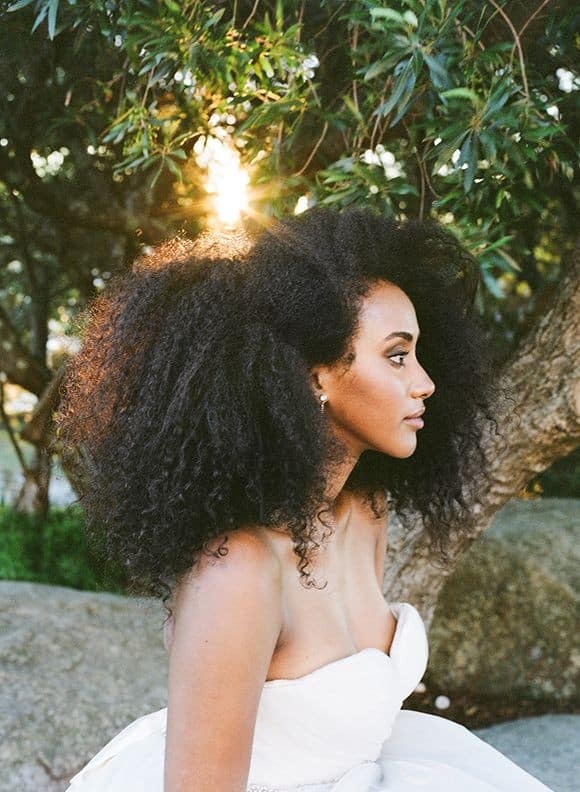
[{"x1": 311, "y1": 280, "x2": 435, "y2": 459}]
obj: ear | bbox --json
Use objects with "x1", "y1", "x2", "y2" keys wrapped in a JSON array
[{"x1": 308, "y1": 366, "x2": 326, "y2": 395}]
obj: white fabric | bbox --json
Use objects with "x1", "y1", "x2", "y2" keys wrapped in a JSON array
[{"x1": 66, "y1": 602, "x2": 552, "y2": 791}]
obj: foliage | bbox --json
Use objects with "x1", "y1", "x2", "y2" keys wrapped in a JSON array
[
  {"x1": 0, "y1": 502, "x2": 127, "y2": 591},
  {"x1": 0, "y1": 1, "x2": 577, "y2": 367}
]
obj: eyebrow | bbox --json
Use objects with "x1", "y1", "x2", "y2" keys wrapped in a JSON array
[{"x1": 384, "y1": 331, "x2": 419, "y2": 342}]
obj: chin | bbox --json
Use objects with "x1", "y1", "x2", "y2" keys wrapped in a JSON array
[
  {"x1": 392, "y1": 445, "x2": 417, "y2": 459},
  {"x1": 373, "y1": 440, "x2": 417, "y2": 458},
  {"x1": 393, "y1": 435, "x2": 418, "y2": 458}
]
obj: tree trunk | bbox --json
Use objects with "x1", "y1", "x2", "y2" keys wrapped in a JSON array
[
  {"x1": 384, "y1": 238, "x2": 580, "y2": 626},
  {"x1": 13, "y1": 445, "x2": 51, "y2": 519}
]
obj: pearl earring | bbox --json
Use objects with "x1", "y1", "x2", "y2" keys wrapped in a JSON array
[{"x1": 319, "y1": 393, "x2": 328, "y2": 413}]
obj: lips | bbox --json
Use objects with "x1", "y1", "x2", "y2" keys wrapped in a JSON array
[
  {"x1": 405, "y1": 407, "x2": 425, "y2": 419},
  {"x1": 404, "y1": 413, "x2": 424, "y2": 429}
]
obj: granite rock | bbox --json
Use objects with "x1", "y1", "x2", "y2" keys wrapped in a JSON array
[
  {"x1": 475, "y1": 714, "x2": 580, "y2": 792},
  {"x1": 0, "y1": 581, "x2": 167, "y2": 791},
  {"x1": 428, "y1": 498, "x2": 580, "y2": 704}
]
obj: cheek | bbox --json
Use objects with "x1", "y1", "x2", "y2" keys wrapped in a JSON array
[
  {"x1": 357, "y1": 361, "x2": 402, "y2": 402},
  {"x1": 336, "y1": 367, "x2": 403, "y2": 426},
  {"x1": 326, "y1": 358, "x2": 419, "y2": 457}
]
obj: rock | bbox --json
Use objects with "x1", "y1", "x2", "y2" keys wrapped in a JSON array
[
  {"x1": 475, "y1": 714, "x2": 580, "y2": 792},
  {"x1": 427, "y1": 498, "x2": 580, "y2": 705},
  {"x1": 0, "y1": 581, "x2": 167, "y2": 792}
]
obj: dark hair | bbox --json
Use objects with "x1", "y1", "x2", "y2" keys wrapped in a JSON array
[{"x1": 54, "y1": 208, "x2": 500, "y2": 625}]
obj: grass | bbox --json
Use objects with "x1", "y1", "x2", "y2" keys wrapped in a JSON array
[{"x1": 0, "y1": 503, "x2": 127, "y2": 594}]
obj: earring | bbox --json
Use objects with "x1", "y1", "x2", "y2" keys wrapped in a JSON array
[{"x1": 319, "y1": 393, "x2": 328, "y2": 413}]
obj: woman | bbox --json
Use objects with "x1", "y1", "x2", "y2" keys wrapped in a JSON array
[{"x1": 58, "y1": 208, "x2": 551, "y2": 790}]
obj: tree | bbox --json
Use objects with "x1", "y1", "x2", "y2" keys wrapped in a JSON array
[{"x1": 0, "y1": 1, "x2": 578, "y2": 617}]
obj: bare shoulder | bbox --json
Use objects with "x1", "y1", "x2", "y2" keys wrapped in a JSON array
[
  {"x1": 164, "y1": 528, "x2": 284, "y2": 789},
  {"x1": 196, "y1": 526, "x2": 282, "y2": 574},
  {"x1": 173, "y1": 527, "x2": 282, "y2": 613}
]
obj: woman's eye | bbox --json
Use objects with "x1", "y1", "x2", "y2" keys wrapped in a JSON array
[{"x1": 389, "y1": 351, "x2": 408, "y2": 367}]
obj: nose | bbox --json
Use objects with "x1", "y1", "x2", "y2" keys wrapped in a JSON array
[{"x1": 411, "y1": 363, "x2": 435, "y2": 400}]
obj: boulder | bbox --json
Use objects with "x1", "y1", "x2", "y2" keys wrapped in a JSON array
[
  {"x1": 0, "y1": 581, "x2": 167, "y2": 792},
  {"x1": 475, "y1": 714, "x2": 580, "y2": 792},
  {"x1": 428, "y1": 497, "x2": 580, "y2": 704}
]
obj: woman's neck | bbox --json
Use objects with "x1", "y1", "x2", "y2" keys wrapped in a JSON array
[{"x1": 322, "y1": 451, "x2": 359, "y2": 515}]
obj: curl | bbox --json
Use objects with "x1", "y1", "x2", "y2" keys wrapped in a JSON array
[{"x1": 54, "y1": 207, "x2": 503, "y2": 624}]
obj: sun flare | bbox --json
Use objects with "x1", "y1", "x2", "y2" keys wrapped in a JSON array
[{"x1": 194, "y1": 136, "x2": 250, "y2": 229}]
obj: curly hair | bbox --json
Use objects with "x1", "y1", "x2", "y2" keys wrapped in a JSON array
[{"x1": 54, "y1": 208, "x2": 500, "y2": 626}]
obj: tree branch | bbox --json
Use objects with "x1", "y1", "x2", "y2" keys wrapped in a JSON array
[
  {"x1": 486, "y1": 0, "x2": 530, "y2": 102},
  {"x1": 0, "y1": 305, "x2": 51, "y2": 395}
]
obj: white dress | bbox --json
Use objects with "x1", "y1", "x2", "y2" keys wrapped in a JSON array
[{"x1": 66, "y1": 602, "x2": 552, "y2": 791}]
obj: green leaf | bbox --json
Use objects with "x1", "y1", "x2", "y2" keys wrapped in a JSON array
[
  {"x1": 103, "y1": 123, "x2": 129, "y2": 145},
  {"x1": 461, "y1": 135, "x2": 478, "y2": 192},
  {"x1": 364, "y1": 60, "x2": 391, "y2": 81},
  {"x1": 393, "y1": 183, "x2": 419, "y2": 196},
  {"x1": 432, "y1": 130, "x2": 469, "y2": 172},
  {"x1": 524, "y1": 125, "x2": 563, "y2": 141},
  {"x1": 203, "y1": 8, "x2": 225, "y2": 30},
  {"x1": 31, "y1": 4, "x2": 49, "y2": 33},
  {"x1": 389, "y1": 64, "x2": 418, "y2": 127},
  {"x1": 483, "y1": 235, "x2": 514, "y2": 254},
  {"x1": 322, "y1": 171, "x2": 350, "y2": 185},
  {"x1": 165, "y1": 156, "x2": 183, "y2": 180},
  {"x1": 497, "y1": 249, "x2": 521, "y2": 272},
  {"x1": 259, "y1": 53, "x2": 274, "y2": 79},
  {"x1": 370, "y1": 8, "x2": 406, "y2": 25},
  {"x1": 251, "y1": 58, "x2": 264, "y2": 82},
  {"x1": 479, "y1": 131, "x2": 497, "y2": 162},
  {"x1": 343, "y1": 95, "x2": 364, "y2": 124},
  {"x1": 423, "y1": 53, "x2": 450, "y2": 90},
  {"x1": 149, "y1": 160, "x2": 164, "y2": 190},
  {"x1": 47, "y1": 0, "x2": 59, "y2": 40},
  {"x1": 276, "y1": 0, "x2": 284, "y2": 31},
  {"x1": 484, "y1": 84, "x2": 514, "y2": 118},
  {"x1": 433, "y1": 189, "x2": 461, "y2": 208},
  {"x1": 7, "y1": 0, "x2": 35, "y2": 11},
  {"x1": 115, "y1": 152, "x2": 152, "y2": 171},
  {"x1": 440, "y1": 87, "x2": 482, "y2": 107},
  {"x1": 375, "y1": 58, "x2": 412, "y2": 118}
]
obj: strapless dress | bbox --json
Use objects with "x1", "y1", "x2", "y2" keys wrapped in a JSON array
[{"x1": 66, "y1": 602, "x2": 552, "y2": 790}]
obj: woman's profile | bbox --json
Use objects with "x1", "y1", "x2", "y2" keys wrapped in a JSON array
[{"x1": 57, "y1": 208, "x2": 551, "y2": 790}]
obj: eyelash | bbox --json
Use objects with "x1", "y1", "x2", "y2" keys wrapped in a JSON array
[{"x1": 389, "y1": 351, "x2": 409, "y2": 367}]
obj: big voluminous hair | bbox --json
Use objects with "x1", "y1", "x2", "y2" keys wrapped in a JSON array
[{"x1": 54, "y1": 208, "x2": 500, "y2": 620}]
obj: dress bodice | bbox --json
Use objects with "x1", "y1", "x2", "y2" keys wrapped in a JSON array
[
  {"x1": 66, "y1": 600, "x2": 553, "y2": 791},
  {"x1": 246, "y1": 602, "x2": 428, "y2": 789}
]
